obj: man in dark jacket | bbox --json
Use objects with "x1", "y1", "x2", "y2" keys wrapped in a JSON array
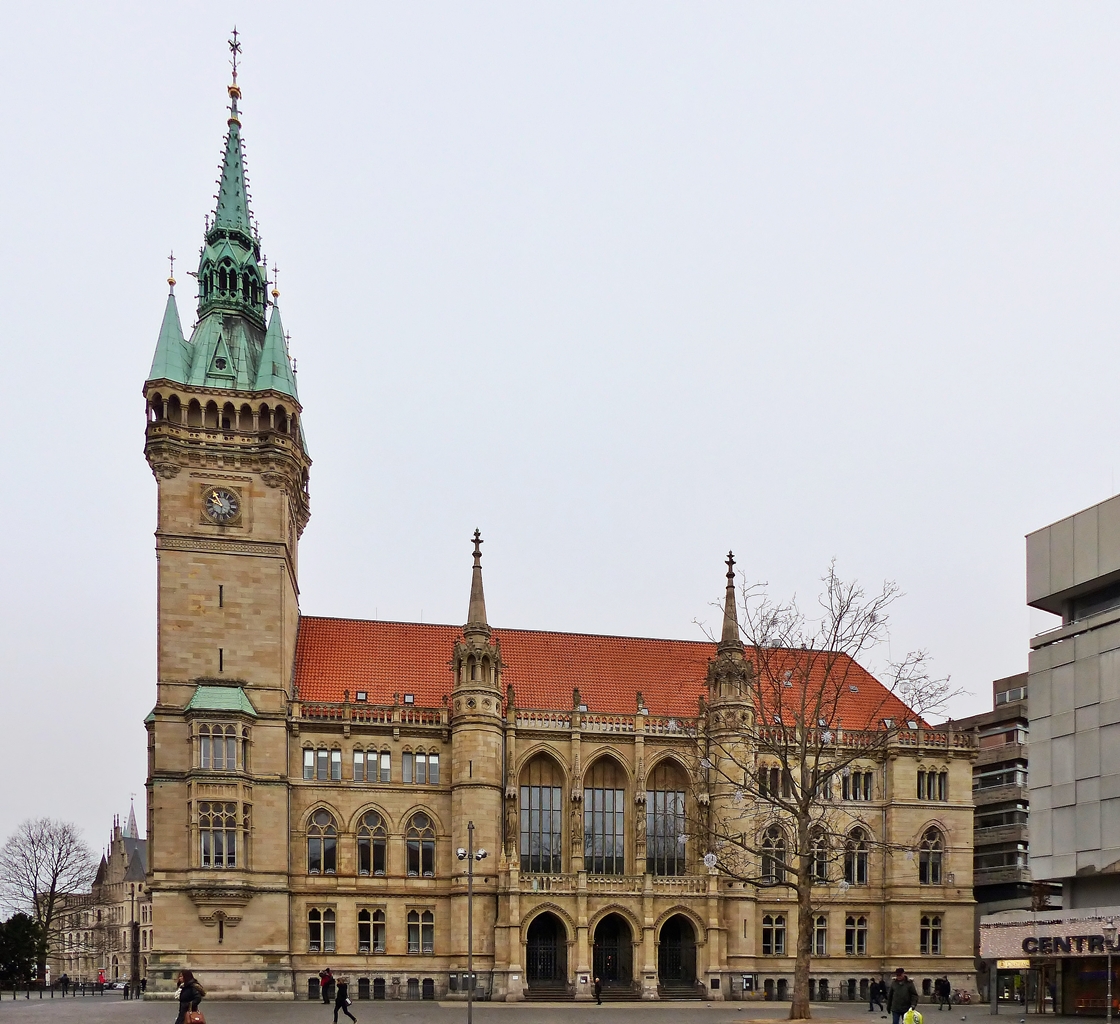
[
  {"x1": 888, "y1": 968, "x2": 918, "y2": 1024},
  {"x1": 594, "y1": 977, "x2": 602, "y2": 1005},
  {"x1": 935, "y1": 977, "x2": 951, "y2": 1010}
]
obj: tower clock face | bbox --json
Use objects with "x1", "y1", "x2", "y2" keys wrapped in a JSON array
[{"x1": 202, "y1": 487, "x2": 241, "y2": 524}]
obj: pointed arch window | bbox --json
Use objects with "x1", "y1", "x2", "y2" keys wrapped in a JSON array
[
  {"x1": 761, "y1": 914, "x2": 786, "y2": 955},
  {"x1": 920, "y1": 914, "x2": 942, "y2": 955},
  {"x1": 199, "y1": 801, "x2": 237, "y2": 868},
  {"x1": 810, "y1": 829, "x2": 829, "y2": 883},
  {"x1": 813, "y1": 914, "x2": 828, "y2": 956},
  {"x1": 761, "y1": 825, "x2": 786, "y2": 884},
  {"x1": 844, "y1": 915, "x2": 868, "y2": 955},
  {"x1": 307, "y1": 809, "x2": 337, "y2": 875},
  {"x1": 358, "y1": 909, "x2": 386, "y2": 954},
  {"x1": 844, "y1": 827, "x2": 869, "y2": 885},
  {"x1": 407, "y1": 910, "x2": 434, "y2": 954},
  {"x1": 200, "y1": 724, "x2": 237, "y2": 770},
  {"x1": 919, "y1": 828, "x2": 943, "y2": 885},
  {"x1": 520, "y1": 757, "x2": 563, "y2": 873},
  {"x1": 358, "y1": 811, "x2": 387, "y2": 877},
  {"x1": 406, "y1": 813, "x2": 436, "y2": 877},
  {"x1": 646, "y1": 760, "x2": 687, "y2": 875},
  {"x1": 584, "y1": 758, "x2": 626, "y2": 875}
]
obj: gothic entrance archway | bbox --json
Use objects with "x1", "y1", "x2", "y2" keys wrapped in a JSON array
[
  {"x1": 526, "y1": 912, "x2": 567, "y2": 989},
  {"x1": 593, "y1": 913, "x2": 634, "y2": 989},
  {"x1": 657, "y1": 914, "x2": 697, "y2": 989}
]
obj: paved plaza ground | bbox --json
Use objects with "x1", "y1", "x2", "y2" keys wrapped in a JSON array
[{"x1": 0, "y1": 993, "x2": 1070, "y2": 1024}]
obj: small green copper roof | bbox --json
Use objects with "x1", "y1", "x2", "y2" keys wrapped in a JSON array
[
  {"x1": 186, "y1": 685, "x2": 258, "y2": 717},
  {"x1": 147, "y1": 286, "x2": 190, "y2": 383},
  {"x1": 254, "y1": 303, "x2": 298, "y2": 399},
  {"x1": 144, "y1": 710, "x2": 156, "y2": 725}
]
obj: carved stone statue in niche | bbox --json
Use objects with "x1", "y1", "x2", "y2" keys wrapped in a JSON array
[
  {"x1": 635, "y1": 806, "x2": 647, "y2": 860},
  {"x1": 506, "y1": 800, "x2": 519, "y2": 856},
  {"x1": 571, "y1": 802, "x2": 584, "y2": 845}
]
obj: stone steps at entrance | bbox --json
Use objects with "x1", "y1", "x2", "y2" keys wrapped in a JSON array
[
  {"x1": 659, "y1": 983, "x2": 702, "y2": 1001},
  {"x1": 524, "y1": 984, "x2": 573, "y2": 1002}
]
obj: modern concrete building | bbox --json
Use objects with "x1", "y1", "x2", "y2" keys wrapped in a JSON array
[
  {"x1": 1026, "y1": 493, "x2": 1120, "y2": 903},
  {"x1": 980, "y1": 493, "x2": 1120, "y2": 1015},
  {"x1": 952, "y1": 675, "x2": 1032, "y2": 918}
]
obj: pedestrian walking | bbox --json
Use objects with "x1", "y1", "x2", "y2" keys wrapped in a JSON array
[
  {"x1": 319, "y1": 968, "x2": 334, "y2": 1004},
  {"x1": 174, "y1": 971, "x2": 205, "y2": 1024},
  {"x1": 887, "y1": 968, "x2": 918, "y2": 1024},
  {"x1": 936, "y1": 977, "x2": 951, "y2": 1010},
  {"x1": 594, "y1": 976, "x2": 602, "y2": 1005},
  {"x1": 870, "y1": 978, "x2": 885, "y2": 1012},
  {"x1": 333, "y1": 978, "x2": 357, "y2": 1023}
]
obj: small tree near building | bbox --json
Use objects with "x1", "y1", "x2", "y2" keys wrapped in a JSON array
[
  {"x1": 693, "y1": 559, "x2": 963, "y2": 1020},
  {"x1": 0, "y1": 913, "x2": 43, "y2": 986}
]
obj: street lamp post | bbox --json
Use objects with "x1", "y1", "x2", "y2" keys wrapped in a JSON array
[
  {"x1": 456, "y1": 822, "x2": 487, "y2": 1024},
  {"x1": 1104, "y1": 919, "x2": 1117, "y2": 1024}
]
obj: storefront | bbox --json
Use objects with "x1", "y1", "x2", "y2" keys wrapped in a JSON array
[{"x1": 980, "y1": 909, "x2": 1120, "y2": 1016}]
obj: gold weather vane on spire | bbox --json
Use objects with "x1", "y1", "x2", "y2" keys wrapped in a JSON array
[
  {"x1": 167, "y1": 250, "x2": 176, "y2": 288},
  {"x1": 272, "y1": 264, "x2": 280, "y2": 301}
]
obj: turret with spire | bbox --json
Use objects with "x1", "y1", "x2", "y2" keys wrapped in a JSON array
[
  {"x1": 448, "y1": 532, "x2": 504, "y2": 965},
  {"x1": 707, "y1": 551, "x2": 752, "y2": 701}
]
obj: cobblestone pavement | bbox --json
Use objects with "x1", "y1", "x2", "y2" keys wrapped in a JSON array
[{"x1": 0, "y1": 994, "x2": 1065, "y2": 1024}]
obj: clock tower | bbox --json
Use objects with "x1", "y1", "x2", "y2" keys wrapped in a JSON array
[{"x1": 142, "y1": 40, "x2": 310, "y2": 996}]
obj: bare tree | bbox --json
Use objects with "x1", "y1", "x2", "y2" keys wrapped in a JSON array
[
  {"x1": 694, "y1": 561, "x2": 965, "y2": 1020},
  {"x1": 0, "y1": 819, "x2": 95, "y2": 977}
]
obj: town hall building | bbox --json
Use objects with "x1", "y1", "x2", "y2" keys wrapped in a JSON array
[{"x1": 141, "y1": 53, "x2": 978, "y2": 1002}]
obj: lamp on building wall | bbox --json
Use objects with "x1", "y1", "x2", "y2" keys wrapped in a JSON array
[
  {"x1": 456, "y1": 823, "x2": 487, "y2": 1024},
  {"x1": 1105, "y1": 919, "x2": 1117, "y2": 1024}
]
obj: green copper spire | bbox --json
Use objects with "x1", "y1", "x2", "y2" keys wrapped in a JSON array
[
  {"x1": 145, "y1": 34, "x2": 304, "y2": 421},
  {"x1": 194, "y1": 32, "x2": 267, "y2": 329},
  {"x1": 255, "y1": 294, "x2": 299, "y2": 399},
  {"x1": 147, "y1": 274, "x2": 189, "y2": 383}
]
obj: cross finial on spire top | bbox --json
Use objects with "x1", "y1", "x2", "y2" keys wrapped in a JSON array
[
  {"x1": 272, "y1": 263, "x2": 280, "y2": 300},
  {"x1": 229, "y1": 27, "x2": 241, "y2": 83},
  {"x1": 472, "y1": 529, "x2": 483, "y2": 564},
  {"x1": 725, "y1": 550, "x2": 735, "y2": 581},
  {"x1": 167, "y1": 250, "x2": 176, "y2": 288}
]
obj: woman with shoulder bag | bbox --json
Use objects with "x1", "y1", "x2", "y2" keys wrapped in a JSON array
[
  {"x1": 334, "y1": 978, "x2": 356, "y2": 1023},
  {"x1": 175, "y1": 971, "x2": 206, "y2": 1024}
]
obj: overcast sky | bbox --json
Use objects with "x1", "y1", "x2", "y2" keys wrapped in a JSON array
[{"x1": 1, "y1": 3, "x2": 1115, "y2": 850}]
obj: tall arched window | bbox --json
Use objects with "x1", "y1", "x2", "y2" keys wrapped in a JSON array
[
  {"x1": 810, "y1": 829, "x2": 829, "y2": 883},
  {"x1": 406, "y1": 813, "x2": 436, "y2": 877},
  {"x1": 584, "y1": 758, "x2": 626, "y2": 875},
  {"x1": 844, "y1": 827, "x2": 869, "y2": 885},
  {"x1": 844, "y1": 914, "x2": 867, "y2": 955},
  {"x1": 920, "y1": 914, "x2": 942, "y2": 954},
  {"x1": 308, "y1": 907, "x2": 335, "y2": 952},
  {"x1": 199, "y1": 801, "x2": 237, "y2": 868},
  {"x1": 520, "y1": 756, "x2": 563, "y2": 873},
  {"x1": 200, "y1": 724, "x2": 237, "y2": 770},
  {"x1": 358, "y1": 909, "x2": 386, "y2": 954},
  {"x1": 407, "y1": 910, "x2": 434, "y2": 954},
  {"x1": 919, "y1": 828, "x2": 943, "y2": 885},
  {"x1": 358, "y1": 811, "x2": 387, "y2": 876},
  {"x1": 646, "y1": 760, "x2": 687, "y2": 875},
  {"x1": 307, "y1": 810, "x2": 337, "y2": 875},
  {"x1": 813, "y1": 915, "x2": 827, "y2": 955},
  {"x1": 761, "y1": 914, "x2": 786, "y2": 954},
  {"x1": 761, "y1": 826, "x2": 786, "y2": 884}
]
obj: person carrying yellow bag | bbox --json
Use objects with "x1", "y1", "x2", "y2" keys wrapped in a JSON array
[{"x1": 888, "y1": 968, "x2": 919, "y2": 1024}]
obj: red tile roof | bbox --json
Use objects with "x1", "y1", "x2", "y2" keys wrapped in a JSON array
[{"x1": 293, "y1": 616, "x2": 920, "y2": 728}]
